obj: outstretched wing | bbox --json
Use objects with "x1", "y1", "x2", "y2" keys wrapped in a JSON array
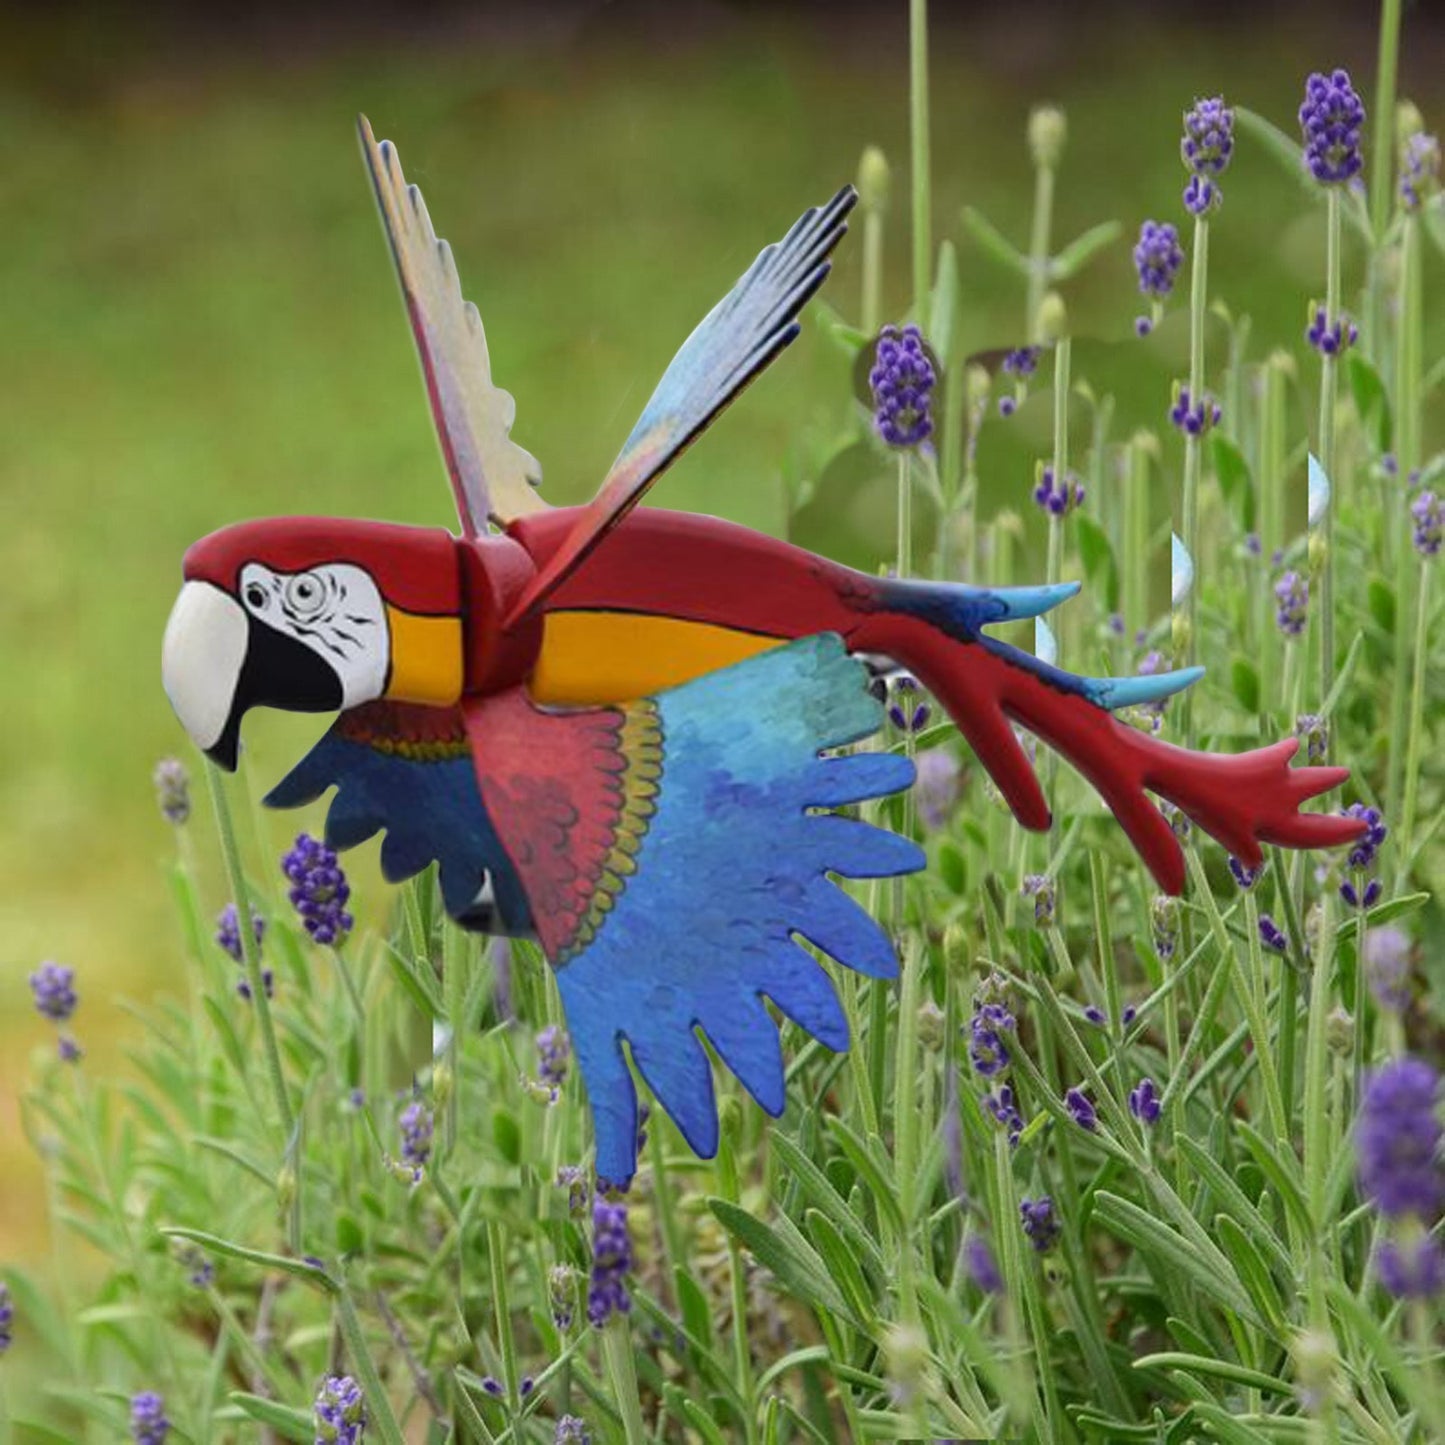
[
  {"x1": 464, "y1": 634, "x2": 922, "y2": 1186},
  {"x1": 503, "y1": 186, "x2": 857, "y2": 627},
  {"x1": 359, "y1": 116, "x2": 547, "y2": 535}
]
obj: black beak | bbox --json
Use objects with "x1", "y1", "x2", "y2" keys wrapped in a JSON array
[{"x1": 206, "y1": 614, "x2": 346, "y2": 771}]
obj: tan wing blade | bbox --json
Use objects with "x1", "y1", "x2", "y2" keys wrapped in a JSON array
[{"x1": 358, "y1": 115, "x2": 547, "y2": 534}]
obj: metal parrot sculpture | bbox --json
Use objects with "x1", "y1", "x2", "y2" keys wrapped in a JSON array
[{"x1": 162, "y1": 118, "x2": 1364, "y2": 1186}]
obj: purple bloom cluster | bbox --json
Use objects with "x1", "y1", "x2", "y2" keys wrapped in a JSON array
[
  {"x1": 0, "y1": 1281, "x2": 11, "y2": 1354},
  {"x1": 1305, "y1": 306, "x2": 1358, "y2": 356},
  {"x1": 1065, "y1": 1087, "x2": 1097, "y2": 1132},
  {"x1": 914, "y1": 748, "x2": 962, "y2": 831},
  {"x1": 556, "y1": 1164, "x2": 591, "y2": 1217},
  {"x1": 1356, "y1": 1059, "x2": 1443, "y2": 1221},
  {"x1": 887, "y1": 674, "x2": 932, "y2": 733},
  {"x1": 313, "y1": 1374, "x2": 367, "y2": 1445},
  {"x1": 1274, "y1": 571, "x2": 1309, "y2": 637},
  {"x1": 536, "y1": 1025, "x2": 571, "y2": 1091},
  {"x1": 130, "y1": 1392, "x2": 170, "y2": 1445},
  {"x1": 550, "y1": 1263, "x2": 576, "y2": 1330},
  {"x1": 1400, "y1": 131, "x2": 1440, "y2": 211},
  {"x1": 1134, "y1": 220, "x2": 1184, "y2": 298},
  {"x1": 1295, "y1": 713, "x2": 1329, "y2": 764},
  {"x1": 1151, "y1": 895, "x2": 1179, "y2": 960},
  {"x1": 1169, "y1": 386, "x2": 1222, "y2": 435},
  {"x1": 555, "y1": 1418, "x2": 592, "y2": 1445},
  {"x1": 1129, "y1": 1077, "x2": 1162, "y2": 1126},
  {"x1": 586, "y1": 1197, "x2": 633, "y2": 1326},
  {"x1": 968, "y1": 1002, "x2": 1016, "y2": 1078},
  {"x1": 216, "y1": 902, "x2": 273, "y2": 1000},
  {"x1": 152, "y1": 757, "x2": 191, "y2": 826},
  {"x1": 964, "y1": 1237, "x2": 1002, "y2": 1293},
  {"x1": 177, "y1": 1245, "x2": 214, "y2": 1289},
  {"x1": 1375, "y1": 1237, "x2": 1444, "y2": 1300},
  {"x1": 1258, "y1": 914, "x2": 1289, "y2": 955},
  {"x1": 1002, "y1": 347, "x2": 1041, "y2": 378},
  {"x1": 1299, "y1": 69, "x2": 1365, "y2": 185},
  {"x1": 1021, "y1": 873, "x2": 1056, "y2": 926},
  {"x1": 283, "y1": 834, "x2": 354, "y2": 946},
  {"x1": 1020, "y1": 1195, "x2": 1060, "y2": 1253},
  {"x1": 30, "y1": 961, "x2": 77, "y2": 1023},
  {"x1": 1364, "y1": 927, "x2": 1412, "y2": 1014},
  {"x1": 399, "y1": 1100, "x2": 433, "y2": 1182},
  {"x1": 1032, "y1": 467, "x2": 1085, "y2": 518},
  {"x1": 982, "y1": 1084, "x2": 1024, "y2": 1147},
  {"x1": 1411, "y1": 490, "x2": 1443, "y2": 557},
  {"x1": 1181, "y1": 96, "x2": 1234, "y2": 214},
  {"x1": 869, "y1": 324, "x2": 935, "y2": 448},
  {"x1": 1340, "y1": 803, "x2": 1386, "y2": 909},
  {"x1": 1084, "y1": 1003, "x2": 1137, "y2": 1029}
]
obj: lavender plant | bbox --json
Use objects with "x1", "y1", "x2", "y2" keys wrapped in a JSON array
[{"x1": 7, "y1": 2, "x2": 1444, "y2": 1441}]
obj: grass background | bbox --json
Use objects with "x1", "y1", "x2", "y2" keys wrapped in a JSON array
[{"x1": 2, "y1": 0, "x2": 1442, "y2": 1257}]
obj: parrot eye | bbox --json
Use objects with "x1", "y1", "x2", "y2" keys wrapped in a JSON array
[
  {"x1": 285, "y1": 574, "x2": 325, "y2": 615},
  {"x1": 244, "y1": 583, "x2": 268, "y2": 611}
]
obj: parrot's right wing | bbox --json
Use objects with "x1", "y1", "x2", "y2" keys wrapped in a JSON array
[
  {"x1": 463, "y1": 634, "x2": 922, "y2": 1187},
  {"x1": 359, "y1": 116, "x2": 547, "y2": 536},
  {"x1": 503, "y1": 186, "x2": 857, "y2": 627}
]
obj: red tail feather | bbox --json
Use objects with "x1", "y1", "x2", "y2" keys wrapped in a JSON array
[{"x1": 854, "y1": 613, "x2": 1365, "y2": 895}]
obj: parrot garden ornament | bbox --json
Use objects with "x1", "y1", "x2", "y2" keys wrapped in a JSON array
[{"x1": 162, "y1": 118, "x2": 1364, "y2": 1186}]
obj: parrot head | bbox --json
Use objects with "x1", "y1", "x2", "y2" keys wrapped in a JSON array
[{"x1": 162, "y1": 517, "x2": 466, "y2": 769}]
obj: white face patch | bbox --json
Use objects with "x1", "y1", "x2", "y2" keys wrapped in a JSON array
[
  {"x1": 238, "y1": 562, "x2": 390, "y2": 708},
  {"x1": 162, "y1": 581, "x2": 248, "y2": 750}
]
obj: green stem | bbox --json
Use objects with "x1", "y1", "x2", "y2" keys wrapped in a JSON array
[
  {"x1": 1179, "y1": 215, "x2": 1209, "y2": 744},
  {"x1": 1400, "y1": 559, "x2": 1432, "y2": 862},
  {"x1": 892, "y1": 933, "x2": 923, "y2": 1322},
  {"x1": 1387, "y1": 214, "x2": 1422, "y2": 847},
  {"x1": 862, "y1": 209, "x2": 883, "y2": 338},
  {"x1": 602, "y1": 1316, "x2": 648, "y2": 1445},
  {"x1": 1317, "y1": 188, "x2": 1341, "y2": 730},
  {"x1": 716, "y1": 1135, "x2": 758, "y2": 1445},
  {"x1": 1260, "y1": 356, "x2": 1288, "y2": 721},
  {"x1": 1048, "y1": 338, "x2": 1071, "y2": 588},
  {"x1": 1026, "y1": 165, "x2": 1055, "y2": 343},
  {"x1": 1123, "y1": 433, "x2": 1150, "y2": 637},
  {"x1": 1368, "y1": 0, "x2": 1402, "y2": 245},
  {"x1": 909, "y1": 0, "x2": 930, "y2": 319},
  {"x1": 486, "y1": 1221, "x2": 520, "y2": 1433},
  {"x1": 337, "y1": 1284, "x2": 406, "y2": 1445},
  {"x1": 204, "y1": 760, "x2": 293, "y2": 1141}
]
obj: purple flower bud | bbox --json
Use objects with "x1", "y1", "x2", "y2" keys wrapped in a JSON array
[
  {"x1": 981, "y1": 1084, "x2": 1024, "y2": 1146},
  {"x1": 1400, "y1": 132, "x2": 1441, "y2": 212},
  {"x1": 1182, "y1": 96, "x2": 1235, "y2": 179},
  {"x1": 152, "y1": 758, "x2": 191, "y2": 826},
  {"x1": 1019, "y1": 1195, "x2": 1060, "y2": 1253},
  {"x1": 1002, "y1": 347, "x2": 1041, "y2": 378},
  {"x1": 1299, "y1": 69, "x2": 1365, "y2": 185},
  {"x1": 886, "y1": 674, "x2": 933, "y2": 733},
  {"x1": 1032, "y1": 467, "x2": 1086, "y2": 518},
  {"x1": 1065, "y1": 1087, "x2": 1097, "y2": 1132},
  {"x1": 0, "y1": 1281, "x2": 12, "y2": 1354},
  {"x1": 1305, "y1": 305, "x2": 1358, "y2": 356},
  {"x1": 1169, "y1": 385, "x2": 1222, "y2": 436},
  {"x1": 914, "y1": 748, "x2": 962, "y2": 831},
  {"x1": 998, "y1": 395, "x2": 1018, "y2": 418},
  {"x1": 587, "y1": 1197, "x2": 634, "y2": 1326},
  {"x1": 1129, "y1": 1077, "x2": 1162, "y2": 1126},
  {"x1": 1228, "y1": 856, "x2": 1263, "y2": 890},
  {"x1": 1021, "y1": 873, "x2": 1056, "y2": 925},
  {"x1": 1375, "y1": 1237, "x2": 1444, "y2": 1300},
  {"x1": 1258, "y1": 914, "x2": 1289, "y2": 955},
  {"x1": 1294, "y1": 713, "x2": 1329, "y2": 764},
  {"x1": 1364, "y1": 927, "x2": 1412, "y2": 1013},
  {"x1": 1151, "y1": 894, "x2": 1179, "y2": 960},
  {"x1": 536, "y1": 1025, "x2": 571, "y2": 1090},
  {"x1": 399, "y1": 1100, "x2": 433, "y2": 1181},
  {"x1": 555, "y1": 1418, "x2": 592, "y2": 1445}
]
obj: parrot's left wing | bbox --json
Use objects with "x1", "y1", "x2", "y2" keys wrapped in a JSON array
[
  {"x1": 359, "y1": 116, "x2": 547, "y2": 535},
  {"x1": 503, "y1": 186, "x2": 857, "y2": 626},
  {"x1": 463, "y1": 634, "x2": 922, "y2": 1186}
]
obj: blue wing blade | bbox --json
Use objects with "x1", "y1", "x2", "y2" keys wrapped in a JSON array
[{"x1": 553, "y1": 634, "x2": 921, "y2": 1186}]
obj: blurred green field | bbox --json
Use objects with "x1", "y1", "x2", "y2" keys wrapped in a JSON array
[{"x1": 2, "y1": 3, "x2": 1442, "y2": 1254}]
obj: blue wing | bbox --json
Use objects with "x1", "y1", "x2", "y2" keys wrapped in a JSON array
[
  {"x1": 552, "y1": 634, "x2": 922, "y2": 1187},
  {"x1": 263, "y1": 702, "x2": 533, "y2": 934}
]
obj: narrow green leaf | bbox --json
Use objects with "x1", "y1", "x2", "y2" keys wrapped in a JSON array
[
  {"x1": 1132, "y1": 1353, "x2": 1292, "y2": 1396},
  {"x1": 822, "y1": 1118, "x2": 904, "y2": 1235},
  {"x1": 674, "y1": 1265, "x2": 715, "y2": 1352},
  {"x1": 1213, "y1": 1214, "x2": 1288, "y2": 1332},
  {"x1": 1211, "y1": 433, "x2": 1256, "y2": 532},
  {"x1": 1230, "y1": 658, "x2": 1260, "y2": 713},
  {"x1": 805, "y1": 1208, "x2": 878, "y2": 1330},
  {"x1": 1346, "y1": 352, "x2": 1393, "y2": 453},
  {"x1": 229, "y1": 1394, "x2": 315, "y2": 1443},
  {"x1": 1050, "y1": 220, "x2": 1123, "y2": 281},
  {"x1": 1335, "y1": 891, "x2": 1429, "y2": 938},
  {"x1": 960, "y1": 206, "x2": 1030, "y2": 277},
  {"x1": 1367, "y1": 578, "x2": 1396, "y2": 635},
  {"x1": 769, "y1": 1132, "x2": 884, "y2": 1275},
  {"x1": 381, "y1": 939, "x2": 443, "y2": 1018},
  {"x1": 673, "y1": 1390, "x2": 732, "y2": 1445},
  {"x1": 160, "y1": 1227, "x2": 337, "y2": 1293},
  {"x1": 201, "y1": 995, "x2": 248, "y2": 1077},
  {"x1": 930, "y1": 240, "x2": 959, "y2": 368},
  {"x1": 1174, "y1": 1136, "x2": 1290, "y2": 1276},
  {"x1": 193, "y1": 1135, "x2": 275, "y2": 1188},
  {"x1": 708, "y1": 1197, "x2": 859, "y2": 1328},
  {"x1": 1076, "y1": 513, "x2": 1121, "y2": 610},
  {"x1": 1093, "y1": 1191, "x2": 1259, "y2": 1324},
  {"x1": 1233, "y1": 1122, "x2": 1310, "y2": 1233}
]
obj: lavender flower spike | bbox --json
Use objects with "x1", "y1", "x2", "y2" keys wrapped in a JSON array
[
  {"x1": 1274, "y1": 571, "x2": 1309, "y2": 637},
  {"x1": 1355, "y1": 1058, "x2": 1443, "y2": 1221},
  {"x1": 1181, "y1": 95, "x2": 1234, "y2": 213},
  {"x1": 30, "y1": 961, "x2": 77, "y2": 1023},
  {"x1": 314, "y1": 1374, "x2": 367, "y2": 1445},
  {"x1": 130, "y1": 1392, "x2": 171, "y2": 1445},
  {"x1": 587, "y1": 1196, "x2": 634, "y2": 1326},
  {"x1": 1134, "y1": 220, "x2": 1184, "y2": 298},
  {"x1": 1299, "y1": 70, "x2": 1365, "y2": 185},
  {"x1": 869, "y1": 324, "x2": 935, "y2": 448},
  {"x1": 0, "y1": 1281, "x2": 12, "y2": 1354},
  {"x1": 1411, "y1": 491, "x2": 1443, "y2": 557},
  {"x1": 1400, "y1": 131, "x2": 1440, "y2": 212},
  {"x1": 282, "y1": 833, "x2": 354, "y2": 946}
]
